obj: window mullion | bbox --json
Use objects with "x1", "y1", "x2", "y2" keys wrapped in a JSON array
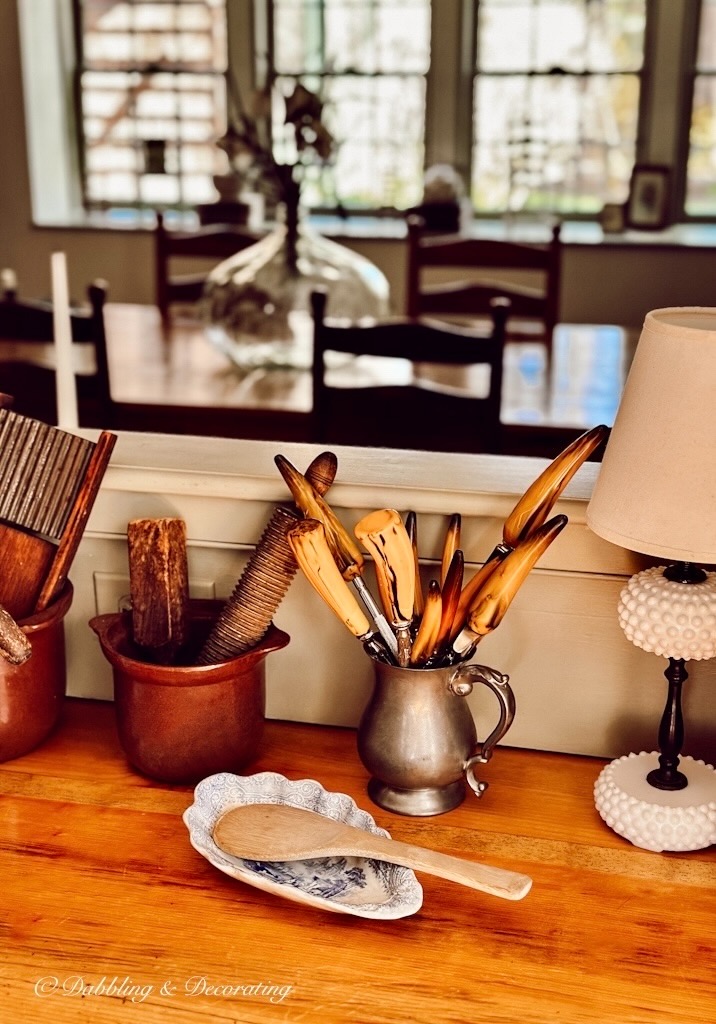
[{"x1": 425, "y1": 0, "x2": 471, "y2": 179}]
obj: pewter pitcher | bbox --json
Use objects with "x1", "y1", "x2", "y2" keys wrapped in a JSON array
[{"x1": 357, "y1": 657, "x2": 515, "y2": 816}]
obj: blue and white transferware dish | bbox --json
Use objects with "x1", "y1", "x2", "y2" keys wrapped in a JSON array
[{"x1": 183, "y1": 771, "x2": 423, "y2": 919}]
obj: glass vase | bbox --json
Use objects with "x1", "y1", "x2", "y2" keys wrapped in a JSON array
[{"x1": 202, "y1": 213, "x2": 390, "y2": 370}]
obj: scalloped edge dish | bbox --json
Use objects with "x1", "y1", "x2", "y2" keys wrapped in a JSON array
[{"x1": 182, "y1": 771, "x2": 423, "y2": 920}]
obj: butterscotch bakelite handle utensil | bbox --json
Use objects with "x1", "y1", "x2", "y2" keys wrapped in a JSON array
[
  {"x1": 212, "y1": 804, "x2": 532, "y2": 901},
  {"x1": 275, "y1": 455, "x2": 399, "y2": 660},
  {"x1": 288, "y1": 519, "x2": 372, "y2": 640},
  {"x1": 274, "y1": 454, "x2": 364, "y2": 578},
  {"x1": 354, "y1": 509, "x2": 416, "y2": 665},
  {"x1": 440, "y1": 513, "x2": 461, "y2": 587},
  {"x1": 453, "y1": 514, "x2": 568, "y2": 656},
  {"x1": 500, "y1": 424, "x2": 608, "y2": 551},
  {"x1": 409, "y1": 579, "x2": 442, "y2": 666}
]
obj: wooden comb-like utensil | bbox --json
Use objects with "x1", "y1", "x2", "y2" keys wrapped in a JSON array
[{"x1": 0, "y1": 409, "x2": 116, "y2": 619}]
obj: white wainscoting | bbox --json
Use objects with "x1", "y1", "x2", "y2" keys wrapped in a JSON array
[{"x1": 66, "y1": 431, "x2": 716, "y2": 763}]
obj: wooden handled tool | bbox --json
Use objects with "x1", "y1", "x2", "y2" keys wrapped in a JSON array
[
  {"x1": 354, "y1": 508, "x2": 416, "y2": 666},
  {"x1": 453, "y1": 515, "x2": 568, "y2": 656},
  {"x1": 127, "y1": 517, "x2": 190, "y2": 664},
  {"x1": 288, "y1": 519, "x2": 386, "y2": 660},
  {"x1": 409, "y1": 579, "x2": 442, "y2": 666},
  {"x1": 197, "y1": 451, "x2": 338, "y2": 664},
  {"x1": 275, "y1": 455, "x2": 398, "y2": 661},
  {"x1": 499, "y1": 425, "x2": 607, "y2": 553},
  {"x1": 0, "y1": 409, "x2": 116, "y2": 619}
]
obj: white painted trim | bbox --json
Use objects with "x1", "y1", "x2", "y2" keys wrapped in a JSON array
[{"x1": 66, "y1": 432, "x2": 716, "y2": 765}]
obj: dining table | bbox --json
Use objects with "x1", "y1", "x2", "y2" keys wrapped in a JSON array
[{"x1": 101, "y1": 304, "x2": 634, "y2": 455}]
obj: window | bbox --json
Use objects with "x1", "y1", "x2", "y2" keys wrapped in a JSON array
[
  {"x1": 265, "y1": 0, "x2": 431, "y2": 211},
  {"x1": 471, "y1": 0, "x2": 646, "y2": 215},
  {"x1": 26, "y1": 0, "x2": 714, "y2": 222},
  {"x1": 685, "y1": 0, "x2": 716, "y2": 215},
  {"x1": 76, "y1": 0, "x2": 228, "y2": 210}
]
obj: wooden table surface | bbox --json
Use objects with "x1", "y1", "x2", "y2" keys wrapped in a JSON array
[
  {"x1": 102, "y1": 304, "x2": 633, "y2": 455},
  {"x1": 2, "y1": 698, "x2": 714, "y2": 1023}
]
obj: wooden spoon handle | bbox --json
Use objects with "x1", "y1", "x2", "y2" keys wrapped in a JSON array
[{"x1": 364, "y1": 833, "x2": 532, "y2": 901}]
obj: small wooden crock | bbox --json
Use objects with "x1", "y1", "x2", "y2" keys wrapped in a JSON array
[
  {"x1": 0, "y1": 582, "x2": 74, "y2": 763},
  {"x1": 89, "y1": 600, "x2": 290, "y2": 783}
]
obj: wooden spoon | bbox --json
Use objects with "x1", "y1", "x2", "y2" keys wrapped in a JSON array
[{"x1": 213, "y1": 803, "x2": 532, "y2": 901}]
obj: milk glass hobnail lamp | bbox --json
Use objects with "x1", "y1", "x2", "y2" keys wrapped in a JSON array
[{"x1": 587, "y1": 307, "x2": 716, "y2": 853}]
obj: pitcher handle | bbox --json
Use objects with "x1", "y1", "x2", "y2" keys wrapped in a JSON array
[{"x1": 448, "y1": 663, "x2": 515, "y2": 798}]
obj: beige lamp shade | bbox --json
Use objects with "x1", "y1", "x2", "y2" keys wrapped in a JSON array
[{"x1": 587, "y1": 307, "x2": 716, "y2": 563}]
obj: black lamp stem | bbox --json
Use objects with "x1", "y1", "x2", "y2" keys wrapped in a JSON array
[{"x1": 647, "y1": 657, "x2": 689, "y2": 791}]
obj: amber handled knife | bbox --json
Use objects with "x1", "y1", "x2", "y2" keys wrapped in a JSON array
[
  {"x1": 409, "y1": 579, "x2": 442, "y2": 666},
  {"x1": 453, "y1": 514, "x2": 568, "y2": 657},
  {"x1": 275, "y1": 454, "x2": 398, "y2": 660},
  {"x1": 288, "y1": 519, "x2": 387, "y2": 660},
  {"x1": 354, "y1": 508, "x2": 416, "y2": 666},
  {"x1": 274, "y1": 455, "x2": 364, "y2": 578},
  {"x1": 432, "y1": 548, "x2": 464, "y2": 659},
  {"x1": 499, "y1": 425, "x2": 608, "y2": 553},
  {"x1": 440, "y1": 513, "x2": 461, "y2": 587},
  {"x1": 405, "y1": 510, "x2": 424, "y2": 618}
]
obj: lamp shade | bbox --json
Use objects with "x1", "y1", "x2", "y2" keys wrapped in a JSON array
[{"x1": 586, "y1": 307, "x2": 716, "y2": 563}]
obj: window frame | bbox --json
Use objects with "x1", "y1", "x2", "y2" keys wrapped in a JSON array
[{"x1": 17, "y1": 0, "x2": 715, "y2": 226}]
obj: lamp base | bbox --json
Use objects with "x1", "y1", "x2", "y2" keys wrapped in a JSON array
[{"x1": 594, "y1": 751, "x2": 716, "y2": 852}]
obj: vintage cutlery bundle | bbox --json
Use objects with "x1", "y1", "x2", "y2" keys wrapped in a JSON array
[
  {"x1": 0, "y1": 408, "x2": 117, "y2": 621},
  {"x1": 276, "y1": 425, "x2": 607, "y2": 668}
]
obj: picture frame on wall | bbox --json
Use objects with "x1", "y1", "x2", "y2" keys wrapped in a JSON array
[{"x1": 625, "y1": 164, "x2": 671, "y2": 230}]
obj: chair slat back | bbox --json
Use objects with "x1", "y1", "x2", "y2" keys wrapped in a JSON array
[
  {"x1": 0, "y1": 280, "x2": 113, "y2": 428},
  {"x1": 155, "y1": 211, "x2": 262, "y2": 324},
  {"x1": 406, "y1": 216, "x2": 562, "y2": 352},
  {"x1": 310, "y1": 290, "x2": 509, "y2": 454}
]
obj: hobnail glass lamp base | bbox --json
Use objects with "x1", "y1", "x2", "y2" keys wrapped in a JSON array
[{"x1": 594, "y1": 751, "x2": 716, "y2": 852}]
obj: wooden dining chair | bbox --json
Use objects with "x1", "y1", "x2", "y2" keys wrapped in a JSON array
[
  {"x1": 154, "y1": 210, "x2": 262, "y2": 326},
  {"x1": 406, "y1": 214, "x2": 562, "y2": 359},
  {"x1": 310, "y1": 290, "x2": 509, "y2": 453},
  {"x1": 0, "y1": 277, "x2": 114, "y2": 428}
]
